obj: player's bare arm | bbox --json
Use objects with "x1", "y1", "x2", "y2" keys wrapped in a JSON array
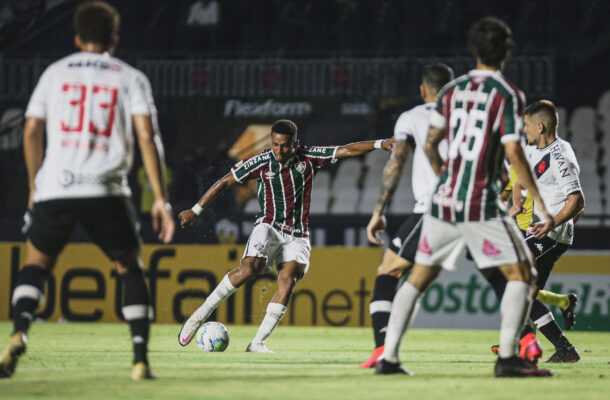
[
  {"x1": 424, "y1": 126, "x2": 445, "y2": 175},
  {"x1": 530, "y1": 191, "x2": 584, "y2": 237},
  {"x1": 179, "y1": 172, "x2": 238, "y2": 228},
  {"x1": 133, "y1": 114, "x2": 175, "y2": 243},
  {"x1": 504, "y1": 141, "x2": 554, "y2": 239},
  {"x1": 334, "y1": 137, "x2": 394, "y2": 159},
  {"x1": 367, "y1": 140, "x2": 411, "y2": 245},
  {"x1": 23, "y1": 117, "x2": 46, "y2": 209}
]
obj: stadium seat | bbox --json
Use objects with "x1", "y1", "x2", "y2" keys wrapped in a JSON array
[
  {"x1": 569, "y1": 107, "x2": 597, "y2": 159},
  {"x1": 310, "y1": 170, "x2": 331, "y2": 214},
  {"x1": 243, "y1": 198, "x2": 259, "y2": 214},
  {"x1": 329, "y1": 159, "x2": 363, "y2": 214},
  {"x1": 557, "y1": 106, "x2": 568, "y2": 140}
]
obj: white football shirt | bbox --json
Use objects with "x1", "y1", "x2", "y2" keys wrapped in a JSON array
[
  {"x1": 526, "y1": 138, "x2": 582, "y2": 244},
  {"x1": 394, "y1": 102, "x2": 448, "y2": 213},
  {"x1": 25, "y1": 51, "x2": 153, "y2": 202}
]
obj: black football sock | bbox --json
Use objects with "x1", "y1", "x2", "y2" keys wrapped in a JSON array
[
  {"x1": 370, "y1": 275, "x2": 399, "y2": 348},
  {"x1": 121, "y1": 268, "x2": 151, "y2": 365},
  {"x1": 484, "y1": 268, "x2": 507, "y2": 300},
  {"x1": 530, "y1": 299, "x2": 565, "y2": 349},
  {"x1": 12, "y1": 265, "x2": 49, "y2": 334}
]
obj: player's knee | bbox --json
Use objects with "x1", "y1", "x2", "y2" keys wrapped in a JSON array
[{"x1": 241, "y1": 259, "x2": 265, "y2": 276}]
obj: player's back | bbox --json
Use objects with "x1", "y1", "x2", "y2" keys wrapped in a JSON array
[
  {"x1": 394, "y1": 103, "x2": 448, "y2": 213},
  {"x1": 26, "y1": 52, "x2": 152, "y2": 202},
  {"x1": 430, "y1": 69, "x2": 525, "y2": 222}
]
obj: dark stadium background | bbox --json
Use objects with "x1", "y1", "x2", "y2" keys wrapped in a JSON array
[{"x1": 0, "y1": 0, "x2": 608, "y2": 248}]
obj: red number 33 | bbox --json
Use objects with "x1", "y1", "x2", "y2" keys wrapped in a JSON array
[{"x1": 61, "y1": 83, "x2": 118, "y2": 137}]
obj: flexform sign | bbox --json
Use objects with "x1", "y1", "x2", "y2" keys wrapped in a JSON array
[{"x1": 223, "y1": 99, "x2": 312, "y2": 118}]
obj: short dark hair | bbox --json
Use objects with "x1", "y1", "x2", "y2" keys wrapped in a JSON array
[
  {"x1": 74, "y1": 1, "x2": 120, "y2": 48},
  {"x1": 422, "y1": 63, "x2": 454, "y2": 93},
  {"x1": 271, "y1": 120, "x2": 298, "y2": 138},
  {"x1": 467, "y1": 17, "x2": 514, "y2": 68},
  {"x1": 525, "y1": 100, "x2": 558, "y2": 133}
]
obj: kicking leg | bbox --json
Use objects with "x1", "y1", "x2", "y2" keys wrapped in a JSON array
[{"x1": 178, "y1": 257, "x2": 266, "y2": 346}]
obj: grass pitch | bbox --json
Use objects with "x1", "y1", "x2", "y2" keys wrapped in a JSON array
[{"x1": 0, "y1": 322, "x2": 608, "y2": 400}]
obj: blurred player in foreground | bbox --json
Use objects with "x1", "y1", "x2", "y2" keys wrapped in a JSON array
[
  {"x1": 0, "y1": 1, "x2": 175, "y2": 380},
  {"x1": 178, "y1": 120, "x2": 393, "y2": 352},
  {"x1": 376, "y1": 17, "x2": 554, "y2": 377},
  {"x1": 360, "y1": 63, "x2": 454, "y2": 368},
  {"x1": 491, "y1": 101, "x2": 583, "y2": 363}
]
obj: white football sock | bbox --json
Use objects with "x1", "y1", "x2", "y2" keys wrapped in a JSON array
[
  {"x1": 252, "y1": 302, "x2": 287, "y2": 343},
  {"x1": 498, "y1": 281, "x2": 532, "y2": 358},
  {"x1": 382, "y1": 282, "x2": 422, "y2": 363},
  {"x1": 192, "y1": 273, "x2": 237, "y2": 320}
]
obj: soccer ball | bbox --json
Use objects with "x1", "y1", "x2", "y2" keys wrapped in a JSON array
[{"x1": 196, "y1": 322, "x2": 230, "y2": 352}]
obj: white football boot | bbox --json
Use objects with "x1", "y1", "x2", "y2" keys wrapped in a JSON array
[
  {"x1": 246, "y1": 341, "x2": 274, "y2": 353},
  {"x1": 178, "y1": 309, "x2": 209, "y2": 346}
]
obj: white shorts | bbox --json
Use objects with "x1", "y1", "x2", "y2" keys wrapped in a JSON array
[
  {"x1": 242, "y1": 223, "x2": 311, "y2": 275},
  {"x1": 414, "y1": 214, "x2": 533, "y2": 270}
]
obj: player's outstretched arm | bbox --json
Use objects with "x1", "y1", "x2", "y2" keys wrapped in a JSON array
[
  {"x1": 334, "y1": 137, "x2": 394, "y2": 159},
  {"x1": 367, "y1": 140, "x2": 411, "y2": 245},
  {"x1": 424, "y1": 127, "x2": 445, "y2": 175},
  {"x1": 133, "y1": 114, "x2": 175, "y2": 243},
  {"x1": 179, "y1": 172, "x2": 237, "y2": 228},
  {"x1": 23, "y1": 117, "x2": 45, "y2": 209},
  {"x1": 504, "y1": 141, "x2": 554, "y2": 238}
]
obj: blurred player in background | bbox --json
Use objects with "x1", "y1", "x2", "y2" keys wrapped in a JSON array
[
  {"x1": 500, "y1": 100, "x2": 583, "y2": 362},
  {"x1": 0, "y1": 1, "x2": 175, "y2": 380},
  {"x1": 376, "y1": 17, "x2": 555, "y2": 377},
  {"x1": 178, "y1": 120, "x2": 393, "y2": 352},
  {"x1": 360, "y1": 63, "x2": 454, "y2": 368},
  {"x1": 505, "y1": 165, "x2": 579, "y2": 331}
]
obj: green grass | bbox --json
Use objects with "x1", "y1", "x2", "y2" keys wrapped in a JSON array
[{"x1": 0, "y1": 322, "x2": 608, "y2": 400}]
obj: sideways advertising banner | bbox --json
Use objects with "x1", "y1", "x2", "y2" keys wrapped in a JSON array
[{"x1": 0, "y1": 243, "x2": 608, "y2": 330}]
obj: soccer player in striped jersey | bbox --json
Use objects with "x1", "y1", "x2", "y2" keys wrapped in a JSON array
[
  {"x1": 0, "y1": 2, "x2": 174, "y2": 380},
  {"x1": 376, "y1": 17, "x2": 555, "y2": 377},
  {"x1": 177, "y1": 120, "x2": 393, "y2": 352},
  {"x1": 359, "y1": 63, "x2": 454, "y2": 368}
]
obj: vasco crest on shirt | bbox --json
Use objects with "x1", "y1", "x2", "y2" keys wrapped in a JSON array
[{"x1": 295, "y1": 161, "x2": 306, "y2": 173}]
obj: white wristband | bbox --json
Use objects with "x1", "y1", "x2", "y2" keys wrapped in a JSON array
[
  {"x1": 374, "y1": 139, "x2": 383, "y2": 149},
  {"x1": 191, "y1": 203, "x2": 203, "y2": 215}
]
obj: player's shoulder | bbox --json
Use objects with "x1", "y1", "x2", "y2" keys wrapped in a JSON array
[
  {"x1": 303, "y1": 144, "x2": 336, "y2": 154},
  {"x1": 436, "y1": 74, "x2": 471, "y2": 99},
  {"x1": 551, "y1": 137, "x2": 578, "y2": 159},
  {"x1": 486, "y1": 73, "x2": 525, "y2": 103},
  {"x1": 236, "y1": 149, "x2": 273, "y2": 168}
]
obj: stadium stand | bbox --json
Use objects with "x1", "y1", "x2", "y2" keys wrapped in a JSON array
[
  {"x1": 329, "y1": 159, "x2": 363, "y2": 214},
  {"x1": 310, "y1": 170, "x2": 331, "y2": 215}
]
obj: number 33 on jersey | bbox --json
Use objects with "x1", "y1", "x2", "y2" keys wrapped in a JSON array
[{"x1": 26, "y1": 52, "x2": 154, "y2": 202}]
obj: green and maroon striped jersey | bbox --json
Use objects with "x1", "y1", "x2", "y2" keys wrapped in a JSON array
[
  {"x1": 428, "y1": 69, "x2": 526, "y2": 222},
  {"x1": 231, "y1": 146, "x2": 338, "y2": 237}
]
